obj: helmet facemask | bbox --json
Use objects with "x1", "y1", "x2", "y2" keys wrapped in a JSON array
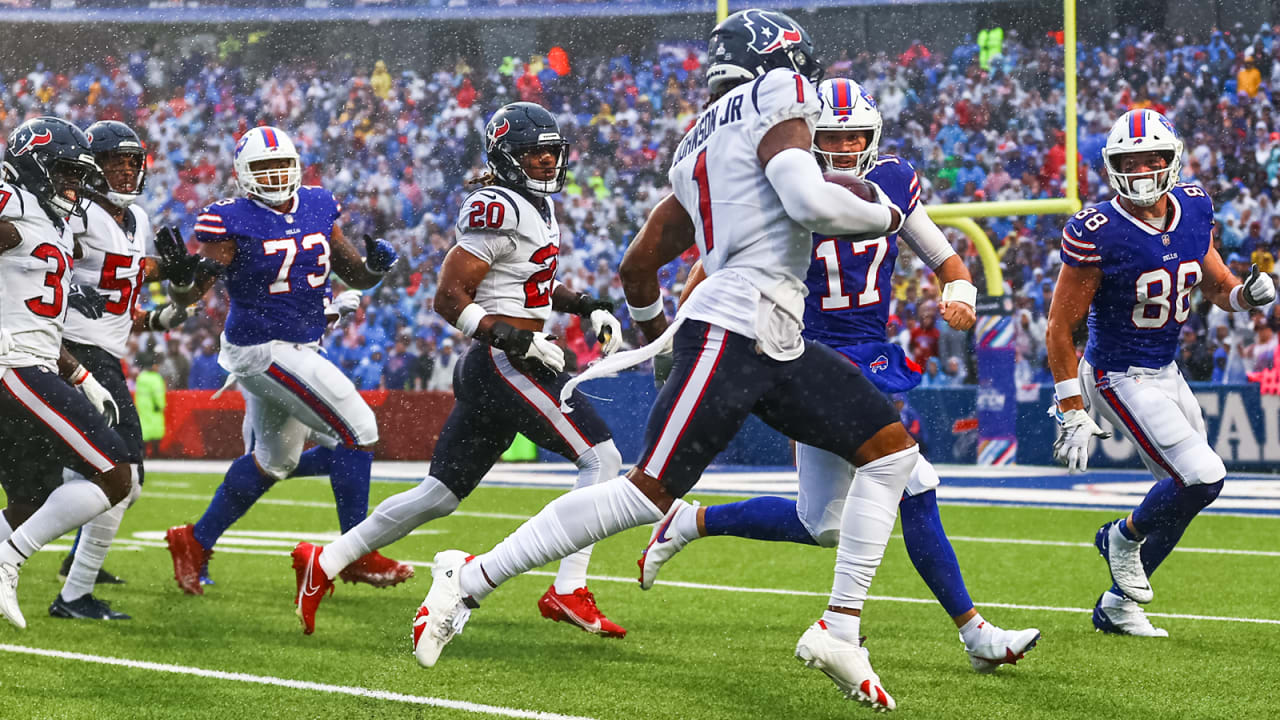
[
  {"x1": 94, "y1": 149, "x2": 147, "y2": 209},
  {"x1": 494, "y1": 140, "x2": 569, "y2": 197},
  {"x1": 814, "y1": 128, "x2": 880, "y2": 178},
  {"x1": 1105, "y1": 149, "x2": 1180, "y2": 207},
  {"x1": 47, "y1": 157, "x2": 98, "y2": 218},
  {"x1": 240, "y1": 156, "x2": 301, "y2": 206}
]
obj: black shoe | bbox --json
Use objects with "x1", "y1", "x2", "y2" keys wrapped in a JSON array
[
  {"x1": 58, "y1": 553, "x2": 126, "y2": 585},
  {"x1": 49, "y1": 593, "x2": 132, "y2": 620}
]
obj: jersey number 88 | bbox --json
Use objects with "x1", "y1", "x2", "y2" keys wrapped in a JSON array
[{"x1": 1132, "y1": 260, "x2": 1200, "y2": 329}]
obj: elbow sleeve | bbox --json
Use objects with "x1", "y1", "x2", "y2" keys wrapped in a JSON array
[{"x1": 764, "y1": 148, "x2": 892, "y2": 237}]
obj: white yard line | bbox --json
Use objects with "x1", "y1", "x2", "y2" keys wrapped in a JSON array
[
  {"x1": 89, "y1": 542, "x2": 1280, "y2": 626},
  {"x1": 0, "y1": 644, "x2": 600, "y2": 720}
]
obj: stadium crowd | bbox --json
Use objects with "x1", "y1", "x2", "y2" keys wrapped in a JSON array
[{"x1": 1, "y1": 20, "x2": 1278, "y2": 393}]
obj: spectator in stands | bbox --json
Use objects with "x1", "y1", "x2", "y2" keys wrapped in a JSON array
[
  {"x1": 411, "y1": 336, "x2": 436, "y2": 391},
  {"x1": 354, "y1": 346, "x2": 387, "y2": 391},
  {"x1": 383, "y1": 332, "x2": 418, "y2": 390},
  {"x1": 910, "y1": 304, "x2": 941, "y2": 367},
  {"x1": 136, "y1": 354, "x2": 167, "y2": 457},
  {"x1": 188, "y1": 338, "x2": 228, "y2": 391},
  {"x1": 1178, "y1": 326, "x2": 1215, "y2": 382},
  {"x1": 426, "y1": 338, "x2": 459, "y2": 392}
]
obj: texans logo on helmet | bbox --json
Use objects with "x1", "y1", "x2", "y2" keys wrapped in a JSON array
[
  {"x1": 489, "y1": 119, "x2": 511, "y2": 142},
  {"x1": 741, "y1": 9, "x2": 802, "y2": 54},
  {"x1": 870, "y1": 355, "x2": 890, "y2": 373},
  {"x1": 12, "y1": 129, "x2": 53, "y2": 156}
]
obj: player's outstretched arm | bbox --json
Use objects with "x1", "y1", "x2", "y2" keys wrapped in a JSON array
[
  {"x1": 1200, "y1": 244, "x2": 1276, "y2": 312},
  {"x1": 619, "y1": 193, "x2": 695, "y2": 344},
  {"x1": 1045, "y1": 263, "x2": 1101, "y2": 413},
  {"x1": 329, "y1": 224, "x2": 394, "y2": 290},
  {"x1": 163, "y1": 227, "x2": 232, "y2": 306},
  {"x1": 758, "y1": 119, "x2": 901, "y2": 238}
]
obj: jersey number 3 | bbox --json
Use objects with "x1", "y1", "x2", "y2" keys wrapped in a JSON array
[{"x1": 25, "y1": 243, "x2": 69, "y2": 318}]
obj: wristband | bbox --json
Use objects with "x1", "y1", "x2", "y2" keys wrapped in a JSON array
[
  {"x1": 1229, "y1": 285, "x2": 1250, "y2": 312},
  {"x1": 627, "y1": 297, "x2": 664, "y2": 322},
  {"x1": 69, "y1": 366, "x2": 89, "y2": 385},
  {"x1": 941, "y1": 279, "x2": 977, "y2": 307},
  {"x1": 455, "y1": 303, "x2": 489, "y2": 338},
  {"x1": 1054, "y1": 378, "x2": 1081, "y2": 401}
]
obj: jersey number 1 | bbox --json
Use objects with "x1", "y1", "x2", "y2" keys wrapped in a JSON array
[{"x1": 692, "y1": 149, "x2": 714, "y2": 252}]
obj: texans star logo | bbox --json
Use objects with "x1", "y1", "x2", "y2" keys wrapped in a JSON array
[
  {"x1": 12, "y1": 129, "x2": 52, "y2": 156},
  {"x1": 741, "y1": 9, "x2": 802, "y2": 54},
  {"x1": 489, "y1": 118, "x2": 511, "y2": 143},
  {"x1": 870, "y1": 355, "x2": 890, "y2": 373}
]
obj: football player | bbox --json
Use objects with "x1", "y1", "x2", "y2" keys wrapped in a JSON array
[
  {"x1": 162, "y1": 125, "x2": 412, "y2": 596},
  {"x1": 0, "y1": 117, "x2": 134, "y2": 629},
  {"x1": 641, "y1": 78, "x2": 1040, "y2": 673},
  {"x1": 410, "y1": 10, "x2": 915, "y2": 710},
  {"x1": 292, "y1": 101, "x2": 627, "y2": 638},
  {"x1": 1046, "y1": 109, "x2": 1275, "y2": 636},
  {"x1": 46, "y1": 120, "x2": 194, "y2": 621}
]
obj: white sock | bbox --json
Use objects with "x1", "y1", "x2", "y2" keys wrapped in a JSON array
[
  {"x1": 462, "y1": 476, "x2": 662, "y2": 601},
  {"x1": 0, "y1": 508, "x2": 12, "y2": 545},
  {"x1": 0, "y1": 480, "x2": 111, "y2": 567},
  {"x1": 829, "y1": 445, "x2": 917, "y2": 611},
  {"x1": 958, "y1": 613, "x2": 987, "y2": 646},
  {"x1": 673, "y1": 500, "x2": 701, "y2": 540},
  {"x1": 61, "y1": 498, "x2": 128, "y2": 601},
  {"x1": 820, "y1": 611, "x2": 862, "y2": 645},
  {"x1": 319, "y1": 476, "x2": 459, "y2": 578},
  {"x1": 551, "y1": 441, "x2": 622, "y2": 594}
]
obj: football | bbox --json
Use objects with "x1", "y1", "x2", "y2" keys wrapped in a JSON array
[{"x1": 823, "y1": 170, "x2": 878, "y2": 202}]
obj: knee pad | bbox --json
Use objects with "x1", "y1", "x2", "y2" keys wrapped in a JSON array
[
  {"x1": 809, "y1": 518, "x2": 842, "y2": 549},
  {"x1": 253, "y1": 446, "x2": 299, "y2": 482},
  {"x1": 1181, "y1": 452, "x2": 1226, "y2": 488}
]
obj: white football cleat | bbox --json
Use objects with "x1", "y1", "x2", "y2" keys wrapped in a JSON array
[
  {"x1": 795, "y1": 621, "x2": 895, "y2": 711},
  {"x1": 1092, "y1": 592, "x2": 1168, "y2": 638},
  {"x1": 962, "y1": 622, "x2": 1041, "y2": 673},
  {"x1": 0, "y1": 561, "x2": 26, "y2": 629},
  {"x1": 412, "y1": 550, "x2": 477, "y2": 667},
  {"x1": 1095, "y1": 520, "x2": 1153, "y2": 604},
  {"x1": 638, "y1": 499, "x2": 698, "y2": 590}
]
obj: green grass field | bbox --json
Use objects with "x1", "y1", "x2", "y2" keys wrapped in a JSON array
[{"x1": 2, "y1": 471, "x2": 1278, "y2": 719}]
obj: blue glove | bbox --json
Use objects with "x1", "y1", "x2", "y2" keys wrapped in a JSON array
[{"x1": 363, "y1": 235, "x2": 398, "y2": 274}]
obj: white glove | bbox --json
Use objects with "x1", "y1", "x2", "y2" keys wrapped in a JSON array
[
  {"x1": 0, "y1": 328, "x2": 12, "y2": 356},
  {"x1": 525, "y1": 331, "x2": 566, "y2": 373},
  {"x1": 1242, "y1": 264, "x2": 1276, "y2": 307},
  {"x1": 72, "y1": 368, "x2": 119, "y2": 426},
  {"x1": 589, "y1": 308, "x2": 623, "y2": 355},
  {"x1": 1053, "y1": 408, "x2": 1110, "y2": 474},
  {"x1": 333, "y1": 289, "x2": 362, "y2": 318}
]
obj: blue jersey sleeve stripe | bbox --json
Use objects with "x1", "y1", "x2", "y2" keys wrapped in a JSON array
[
  {"x1": 1061, "y1": 244, "x2": 1100, "y2": 263},
  {"x1": 193, "y1": 223, "x2": 227, "y2": 234},
  {"x1": 1061, "y1": 231, "x2": 1096, "y2": 251}
]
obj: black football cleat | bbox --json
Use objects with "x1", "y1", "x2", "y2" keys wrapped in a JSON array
[
  {"x1": 59, "y1": 553, "x2": 126, "y2": 585},
  {"x1": 49, "y1": 593, "x2": 132, "y2": 621}
]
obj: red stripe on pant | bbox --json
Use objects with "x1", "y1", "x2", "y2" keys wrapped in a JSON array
[
  {"x1": 2, "y1": 368, "x2": 115, "y2": 473},
  {"x1": 1095, "y1": 369, "x2": 1183, "y2": 485},
  {"x1": 642, "y1": 325, "x2": 727, "y2": 478},
  {"x1": 266, "y1": 364, "x2": 357, "y2": 446},
  {"x1": 488, "y1": 350, "x2": 590, "y2": 458}
]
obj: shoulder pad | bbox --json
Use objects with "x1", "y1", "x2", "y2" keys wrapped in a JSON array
[
  {"x1": 750, "y1": 67, "x2": 821, "y2": 123},
  {"x1": 0, "y1": 183, "x2": 26, "y2": 221},
  {"x1": 457, "y1": 187, "x2": 522, "y2": 233},
  {"x1": 1173, "y1": 183, "x2": 1214, "y2": 212}
]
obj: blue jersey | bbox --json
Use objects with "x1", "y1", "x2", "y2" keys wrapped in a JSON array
[
  {"x1": 194, "y1": 186, "x2": 341, "y2": 346},
  {"x1": 801, "y1": 156, "x2": 921, "y2": 392},
  {"x1": 1061, "y1": 184, "x2": 1213, "y2": 372}
]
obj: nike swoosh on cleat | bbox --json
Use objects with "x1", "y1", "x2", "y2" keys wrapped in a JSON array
[
  {"x1": 653, "y1": 515, "x2": 676, "y2": 545},
  {"x1": 551, "y1": 595, "x2": 603, "y2": 634},
  {"x1": 413, "y1": 609, "x2": 430, "y2": 647}
]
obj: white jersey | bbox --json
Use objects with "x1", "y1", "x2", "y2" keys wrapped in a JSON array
[
  {"x1": 668, "y1": 67, "x2": 822, "y2": 340},
  {"x1": 0, "y1": 182, "x2": 76, "y2": 371},
  {"x1": 453, "y1": 185, "x2": 561, "y2": 321},
  {"x1": 66, "y1": 201, "x2": 154, "y2": 358}
]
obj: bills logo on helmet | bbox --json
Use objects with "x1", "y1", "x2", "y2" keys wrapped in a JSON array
[
  {"x1": 235, "y1": 133, "x2": 250, "y2": 156},
  {"x1": 489, "y1": 119, "x2": 511, "y2": 142},
  {"x1": 870, "y1": 355, "x2": 890, "y2": 373},
  {"x1": 741, "y1": 9, "x2": 802, "y2": 54},
  {"x1": 860, "y1": 87, "x2": 878, "y2": 109},
  {"x1": 12, "y1": 129, "x2": 53, "y2": 156}
]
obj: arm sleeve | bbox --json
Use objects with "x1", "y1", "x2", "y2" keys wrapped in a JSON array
[
  {"x1": 897, "y1": 203, "x2": 956, "y2": 271},
  {"x1": 763, "y1": 147, "x2": 893, "y2": 237},
  {"x1": 193, "y1": 205, "x2": 230, "y2": 243},
  {"x1": 1059, "y1": 217, "x2": 1101, "y2": 267},
  {"x1": 745, "y1": 69, "x2": 822, "y2": 148}
]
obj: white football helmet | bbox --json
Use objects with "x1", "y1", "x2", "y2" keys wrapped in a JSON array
[
  {"x1": 1102, "y1": 109, "x2": 1183, "y2": 207},
  {"x1": 814, "y1": 78, "x2": 882, "y2": 178},
  {"x1": 233, "y1": 126, "x2": 301, "y2": 206}
]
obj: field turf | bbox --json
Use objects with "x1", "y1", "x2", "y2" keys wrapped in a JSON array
[{"x1": 2, "y1": 471, "x2": 1277, "y2": 719}]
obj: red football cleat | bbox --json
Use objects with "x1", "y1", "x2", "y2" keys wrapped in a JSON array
[
  {"x1": 338, "y1": 550, "x2": 415, "y2": 589},
  {"x1": 292, "y1": 541, "x2": 334, "y2": 635},
  {"x1": 165, "y1": 524, "x2": 211, "y2": 596},
  {"x1": 537, "y1": 584, "x2": 626, "y2": 638}
]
